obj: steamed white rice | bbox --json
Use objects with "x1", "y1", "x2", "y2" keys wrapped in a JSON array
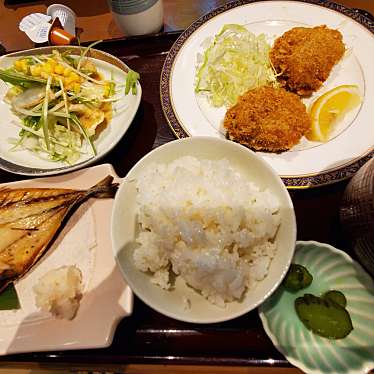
[{"x1": 133, "y1": 156, "x2": 280, "y2": 306}]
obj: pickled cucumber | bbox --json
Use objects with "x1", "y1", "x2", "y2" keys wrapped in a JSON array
[
  {"x1": 295, "y1": 293, "x2": 353, "y2": 339},
  {"x1": 283, "y1": 264, "x2": 313, "y2": 292},
  {"x1": 322, "y1": 290, "x2": 347, "y2": 308}
]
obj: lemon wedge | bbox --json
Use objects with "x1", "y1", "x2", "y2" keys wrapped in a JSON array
[{"x1": 307, "y1": 85, "x2": 362, "y2": 142}]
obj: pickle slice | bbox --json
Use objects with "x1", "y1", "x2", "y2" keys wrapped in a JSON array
[
  {"x1": 295, "y1": 294, "x2": 353, "y2": 339},
  {"x1": 322, "y1": 290, "x2": 347, "y2": 308},
  {"x1": 283, "y1": 264, "x2": 313, "y2": 292}
]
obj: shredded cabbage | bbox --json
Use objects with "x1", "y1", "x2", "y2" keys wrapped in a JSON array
[
  {"x1": 195, "y1": 24, "x2": 278, "y2": 107},
  {"x1": 10, "y1": 118, "x2": 82, "y2": 165}
]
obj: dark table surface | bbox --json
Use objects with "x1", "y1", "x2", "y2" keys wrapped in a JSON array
[
  {"x1": 1, "y1": 0, "x2": 373, "y2": 53},
  {"x1": 0, "y1": 1, "x2": 372, "y2": 371}
]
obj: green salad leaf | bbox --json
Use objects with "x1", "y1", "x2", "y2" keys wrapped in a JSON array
[
  {"x1": 125, "y1": 69, "x2": 140, "y2": 95},
  {"x1": 0, "y1": 284, "x2": 20, "y2": 310},
  {"x1": 0, "y1": 69, "x2": 46, "y2": 88},
  {"x1": 20, "y1": 116, "x2": 41, "y2": 136}
]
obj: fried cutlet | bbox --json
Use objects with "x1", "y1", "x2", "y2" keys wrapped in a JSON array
[
  {"x1": 270, "y1": 25, "x2": 345, "y2": 96},
  {"x1": 223, "y1": 86, "x2": 311, "y2": 152}
]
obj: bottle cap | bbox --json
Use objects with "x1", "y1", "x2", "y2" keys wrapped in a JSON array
[
  {"x1": 47, "y1": 4, "x2": 76, "y2": 36},
  {"x1": 48, "y1": 17, "x2": 77, "y2": 46}
]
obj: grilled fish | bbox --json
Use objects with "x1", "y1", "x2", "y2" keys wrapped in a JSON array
[{"x1": 0, "y1": 175, "x2": 118, "y2": 293}]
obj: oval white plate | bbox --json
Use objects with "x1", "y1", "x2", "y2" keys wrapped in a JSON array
[
  {"x1": 0, "y1": 46, "x2": 141, "y2": 176},
  {"x1": 111, "y1": 137, "x2": 296, "y2": 323},
  {"x1": 160, "y1": 0, "x2": 374, "y2": 188}
]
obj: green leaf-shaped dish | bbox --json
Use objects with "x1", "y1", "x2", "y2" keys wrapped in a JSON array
[{"x1": 259, "y1": 241, "x2": 374, "y2": 374}]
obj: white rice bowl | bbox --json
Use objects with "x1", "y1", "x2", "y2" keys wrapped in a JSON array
[{"x1": 111, "y1": 137, "x2": 296, "y2": 323}]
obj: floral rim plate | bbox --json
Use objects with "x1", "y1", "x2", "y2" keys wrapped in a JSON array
[
  {"x1": 0, "y1": 163, "x2": 133, "y2": 355},
  {"x1": 160, "y1": 0, "x2": 374, "y2": 188},
  {"x1": 259, "y1": 241, "x2": 374, "y2": 374},
  {"x1": 0, "y1": 46, "x2": 141, "y2": 176}
]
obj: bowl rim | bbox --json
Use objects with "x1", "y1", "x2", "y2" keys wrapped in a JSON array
[{"x1": 111, "y1": 136, "x2": 297, "y2": 323}]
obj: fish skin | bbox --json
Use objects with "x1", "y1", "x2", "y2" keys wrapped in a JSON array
[
  {"x1": 0, "y1": 192, "x2": 81, "y2": 225},
  {"x1": 0, "y1": 187, "x2": 72, "y2": 207},
  {"x1": 0, "y1": 176, "x2": 118, "y2": 293},
  {"x1": 0, "y1": 206, "x2": 66, "y2": 253},
  {"x1": 0, "y1": 207, "x2": 67, "y2": 283}
]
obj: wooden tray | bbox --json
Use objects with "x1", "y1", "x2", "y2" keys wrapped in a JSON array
[{"x1": 0, "y1": 23, "x2": 372, "y2": 368}]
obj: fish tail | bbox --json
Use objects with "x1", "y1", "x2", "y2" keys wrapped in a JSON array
[{"x1": 86, "y1": 175, "x2": 118, "y2": 199}]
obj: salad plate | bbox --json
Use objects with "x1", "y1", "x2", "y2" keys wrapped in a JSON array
[
  {"x1": 0, "y1": 46, "x2": 141, "y2": 176},
  {"x1": 259, "y1": 241, "x2": 374, "y2": 374},
  {"x1": 0, "y1": 163, "x2": 133, "y2": 355},
  {"x1": 160, "y1": 0, "x2": 374, "y2": 188}
]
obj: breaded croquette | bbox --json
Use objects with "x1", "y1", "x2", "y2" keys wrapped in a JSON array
[
  {"x1": 270, "y1": 25, "x2": 345, "y2": 96},
  {"x1": 223, "y1": 86, "x2": 311, "y2": 152}
]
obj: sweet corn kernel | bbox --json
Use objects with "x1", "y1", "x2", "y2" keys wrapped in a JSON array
[
  {"x1": 72, "y1": 82, "x2": 81, "y2": 93},
  {"x1": 69, "y1": 72, "x2": 79, "y2": 81},
  {"x1": 63, "y1": 67, "x2": 71, "y2": 77},
  {"x1": 47, "y1": 58, "x2": 56, "y2": 66},
  {"x1": 30, "y1": 65, "x2": 42, "y2": 77},
  {"x1": 40, "y1": 71, "x2": 49, "y2": 79},
  {"x1": 14, "y1": 60, "x2": 23, "y2": 71},
  {"x1": 21, "y1": 63, "x2": 29, "y2": 74},
  {"x1": 55, "y1": 64, "x2": 64, "y2": 75},
  {"x1": 15, "y1": 59, "x2": 29, "y2": 73},
  {"x1": 65, "y1": 75, "x2": 77, "y2": 85},
  {"x1": 103, "y1": 85, "x2": 109, "y2": 97},
  {"x1": 44, "y1": 63, "x2": 53, "y2": 74},
  {"x1": 104, "y1": 83, "x2": 112, "y2": 97}
]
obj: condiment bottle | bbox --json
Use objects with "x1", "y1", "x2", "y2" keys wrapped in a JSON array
[{"x1": 107, "y1": 0, "x2": 163, "y2": 36}]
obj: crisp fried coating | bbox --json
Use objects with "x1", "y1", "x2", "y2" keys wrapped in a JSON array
[
  {"x1": 270, "y1": 25, "x2": 345, "y2": 96},
  {"x1": 223, "y1": 86, "x2": 311, "y2": 152}
]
